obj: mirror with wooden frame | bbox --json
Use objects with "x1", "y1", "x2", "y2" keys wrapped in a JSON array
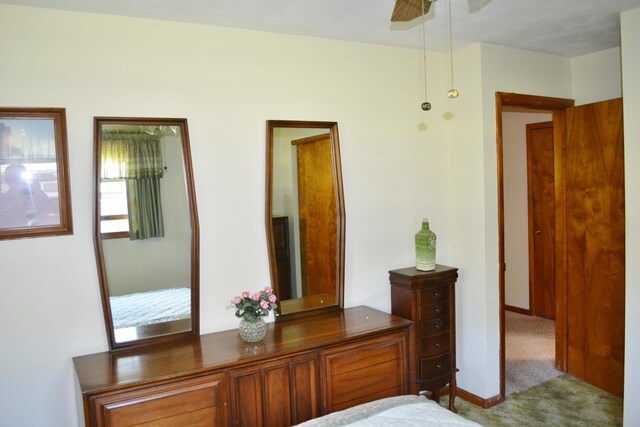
[
  {"x1": 93, "y1": 117, "x2": 199, "y2": 350},
  {"x1": 265, "y1": 120, "x2": 345, "y2": 318}
]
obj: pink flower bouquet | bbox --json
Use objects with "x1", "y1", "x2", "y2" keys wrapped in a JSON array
[{"x1": 231, "y1": 287, "x2": 278, "y2": 321}]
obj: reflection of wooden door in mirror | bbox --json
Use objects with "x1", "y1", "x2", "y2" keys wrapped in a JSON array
[{"x1": 293, "y1": 134, "x2": 336, "y2": 299}]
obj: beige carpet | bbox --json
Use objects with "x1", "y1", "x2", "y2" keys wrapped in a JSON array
[{"x1": 505, "y1": 311, "x2": 562, "y2": 395}]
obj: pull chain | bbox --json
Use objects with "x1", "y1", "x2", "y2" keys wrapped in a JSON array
[
  {"x1": 447, "y1": 0, "x2": 459, "y2": 98},
  {"x1": 420, "y1": 0, "x2": 432, "y2": 111}
]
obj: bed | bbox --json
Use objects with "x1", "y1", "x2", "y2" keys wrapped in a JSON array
[
  {"x1": 109, "y1": 287, "x2": 191, "y2": 329},
  {"x1": 295, "y1": 395, "x2": 481, "y2": 426}
]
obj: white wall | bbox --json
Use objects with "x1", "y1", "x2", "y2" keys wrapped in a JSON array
[
  {"x1": 447, "y1": 43, "x2": 489, "y2": 396},
  {"x1": 621, "y1": 8, "x2": 640, "y2": 427},
  {"x1": 0, "y1": 5, "x2": 451, "y2": 426},
  {"x1": 502, "y1": 111, "x2": 552, "y2": 310},
  {"x1": 449, "y1": 43, "x2": 573, "y2": 398},
  {"x1": 572, "y1": 47, "x2": 622, "y2": 106}
]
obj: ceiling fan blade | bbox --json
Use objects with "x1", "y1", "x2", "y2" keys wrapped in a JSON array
[{"x1": 391, "y1": 0, "x2": 433, "y2": 22}]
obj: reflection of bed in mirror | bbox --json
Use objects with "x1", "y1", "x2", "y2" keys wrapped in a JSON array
[
  {"x1": 295, "y1": 395, "x2": 480, "y2": 427},
  {"x1": 110, "y1": 287, "x2": 191, "y2": 343},
  {"x1": 110, "y1": 287, "x2": 190, "y2": 329}
]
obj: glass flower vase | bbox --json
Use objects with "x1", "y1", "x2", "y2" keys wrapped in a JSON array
[
  {"x1": 238, "y1": 316, "x2": 267, "y2": 342},
  {"x1": 415, "y1": 218, "x2": 436, "y2": 271}
]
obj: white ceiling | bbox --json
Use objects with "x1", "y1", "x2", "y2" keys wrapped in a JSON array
[{"x1": 3, "y1": 0, "x2": 640, "y2": 57}]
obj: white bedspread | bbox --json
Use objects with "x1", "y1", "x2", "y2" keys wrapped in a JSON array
[
  {"x1": 295, "y1": 395, "x2": 481, "y2": 427},
  {"x1": 110, "y1": 287, "x2": 190, "y2": 329}
]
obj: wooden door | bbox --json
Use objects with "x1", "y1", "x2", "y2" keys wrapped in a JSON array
[
  {"x1": 527, "y1": 122, "x2": 556, "y2": 319},
  {"x1": 294, "y1": 134, "x2": 337, "y2": 298},
  {"x1": 565, "y1": 98, "x2": 625, "y2": 397}
]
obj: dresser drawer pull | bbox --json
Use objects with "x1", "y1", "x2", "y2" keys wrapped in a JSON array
[
  {"x1": 435, "y1": 343, "x2": 441, "y2": 348},
  {"x1": 433, "y1": 308, "x2": 441, "y2": 314},
  {"x1": 434, "y1": 321, "x2": 442, "y2": 329},
  {"x1": 433, "y1": 292, "x2": 441, "y2": 298},
  {"x1": 436, "y1": 364, "x2": 442, "y2": 369}
]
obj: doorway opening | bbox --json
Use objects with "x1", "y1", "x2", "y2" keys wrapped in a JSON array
[
  {"x1": 502, "y1": 107, "x2": 563, "y2": 395},
  {"x1": 496, "y1": 93, "x2": 575, "y2": 400}
]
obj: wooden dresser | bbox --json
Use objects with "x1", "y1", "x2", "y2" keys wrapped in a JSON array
[
  {"x1": 389, "y1": 265, "x2": 459, "y2": 411},
  {"x1": 73, "y1": 306, "x2": 411, "y2": 427}
]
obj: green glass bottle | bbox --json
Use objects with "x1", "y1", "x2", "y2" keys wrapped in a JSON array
[{"x1": 415, "y1": 218, "x2": 436, "y2": 271}]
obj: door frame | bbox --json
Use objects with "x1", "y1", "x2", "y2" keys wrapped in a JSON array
[{"x1": 495, "y1": 92, "x2": 574, "y2": 399}]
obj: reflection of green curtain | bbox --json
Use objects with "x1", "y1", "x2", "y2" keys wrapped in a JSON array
[
  {"x1": 101, "y1": 131, "x2": 165, "y2": 240},
  {"x1": 101, "y1": 131, "x2": 165, "y2": 179},
  {"x1": 126, "y1": 177, "x2": 164, "y2": 240}
]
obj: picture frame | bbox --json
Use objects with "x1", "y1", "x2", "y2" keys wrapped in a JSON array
[{"x1": 0, "y1": 107, "x2": 73, "y2": 240}]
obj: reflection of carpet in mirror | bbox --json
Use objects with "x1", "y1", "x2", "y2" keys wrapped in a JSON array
[{"x1": 505, "y1": 311, "x2": 562, "y2": 395}]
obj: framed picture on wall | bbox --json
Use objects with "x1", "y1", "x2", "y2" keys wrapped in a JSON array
[{"x1": 0, "y1": 107, "x2": 73, "y2": 240}]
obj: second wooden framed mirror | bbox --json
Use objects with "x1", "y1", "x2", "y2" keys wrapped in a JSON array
[{"x1": 265, "y1": 120, "x2": 345, "y2": 319}]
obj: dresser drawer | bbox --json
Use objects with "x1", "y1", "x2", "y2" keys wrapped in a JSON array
[
  {"x1": 420, "y1": 353, "x2": 452, "y2": 379},
  {"x1": 420, "y1": 332, "x2": 450, "y2": 358},
  {"x1": 92, "y1": 373, "x2": 228, "y2": 427},
  {"x1": 419, "y1": 317, "x2": 450, "y2": 336},
  {"x1": 418, "y1": 284, "x2": 449, "y2": 304},
  {"x1": 321, "y1": 331, "x2": 408, "y2": 413},
  {"x1": 419, "y1": 300, "x2": 449, "y2": 320}
]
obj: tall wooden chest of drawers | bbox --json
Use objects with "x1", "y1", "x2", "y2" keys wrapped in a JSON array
[{"x1": 389, "y1": 265, "x2": 459, "y2": 411}]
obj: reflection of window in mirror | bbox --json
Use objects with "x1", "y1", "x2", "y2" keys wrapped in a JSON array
[
  {"x1": 100, "y1": 128, "x2": 168, "y2": 241},
  {"x1": 99, "y1": 180, "x2": 129, "y2": 237}
]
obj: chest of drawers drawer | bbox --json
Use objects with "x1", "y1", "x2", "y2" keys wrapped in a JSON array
[
  {"x1": 419, "y1": 284, "x2": 449, "y2": 304},
  {"x1": 420, "y1": 353, "x2": 452, "y2": 379},
  {"x1": 419, "y1": 300, "x2": 449, "y2": 320},
  {"x1": 420, "y1": 332, "x2": 450, "y2": 358},
  {"x1": 420, "y1": 317, "x2": 450, "y2": 336}
]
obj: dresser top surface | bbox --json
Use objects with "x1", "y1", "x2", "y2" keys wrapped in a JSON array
[{"x1": 73, "y1": 306, "x2": 411, "y2": 394}]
